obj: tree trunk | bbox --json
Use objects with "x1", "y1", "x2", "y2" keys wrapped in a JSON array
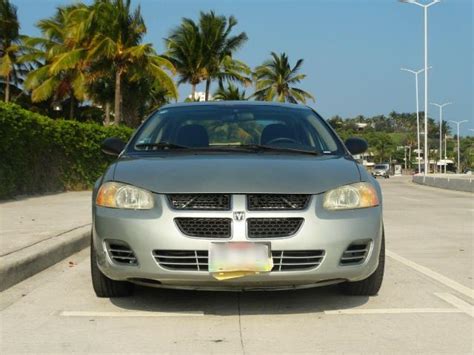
[
  {"x1": 114, "y1": 70, "x2": 122, "y2": 125},
  {"x1": 205, "y1": 79, "x2": 211, "y2": 101},
  {"x1": 5, "y1": 73, "x2": 10, "y2": 103},
  {"x1": 191, "y1": 83, "x2": 196, "y2": 101},
  {"x1": 104, "y1": 102, "x2": 110, "y2": 125},
  {"x1": 69, "y1": 95, "x2": 74, "y2": 119}
]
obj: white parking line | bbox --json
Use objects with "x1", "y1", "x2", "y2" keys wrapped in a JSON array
[
  {"x1": 60, "y1": 311, "x2": 204, "y2": 317},
  {"x1": 387, "y1": 250, "x2": 474, "y2": 300},
  {"x1": 324, "y1": 308, "x2": 462, "y2": 315},
  {"x1": 435, "y1": 293, "x2": 474, "y2": 318}
]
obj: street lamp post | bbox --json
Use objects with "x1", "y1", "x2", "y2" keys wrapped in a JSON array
[
  {"x1": 444, "y1": 133, "x2": 452, "y2": 173},
  {"x1": 449, "y1": 120, "x2": 468, "y2": 173},
  {"x1": 430, "y1": 102, "x2": 452, "y2": 173},
  {"x1": 444, "y1": 133, "x2": 447, "y2": 173},
  {"x1": 400, "y1": 0, "x2": 440, "y2": 175},
  {"x1": 401, "y1": 67, "x2": 430, "y2": 173}
]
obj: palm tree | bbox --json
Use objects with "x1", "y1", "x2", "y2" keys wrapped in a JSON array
[
  {"x1": 22, "y1": 5, "x2": 89, "y2": 118},
  {"x1": 0, "y1": 0, "x2": 21, "y2": 102},
  {"x1": 213, "y1": 82, "x2": 246, "y2": 101},
  {"x1": 253, "y1": 52, "x2": 315, "y2": 104},
  {"x1": 165, "y1": 18, "x2": 205, "y2": 100},
  {"x1": 85, "y1": 0, "x2": 177, "y2": 124},
  {"x1": 198, "y1": 11, "x2": 248, "y2": 101}
]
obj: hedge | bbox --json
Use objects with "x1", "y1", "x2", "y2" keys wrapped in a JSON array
[{"x1": 0, "y1": 102, "x2": 133, "y2": 199}]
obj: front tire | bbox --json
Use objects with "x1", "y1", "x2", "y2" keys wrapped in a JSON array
[
  {"x1": 339, "y1": 231, "x2": 385, "y2": 296},
  {"x1": 91, "y1": 238, "x2": 134, "y2": 298}
]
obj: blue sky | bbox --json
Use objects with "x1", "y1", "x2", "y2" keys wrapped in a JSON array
[{"x1": 13, "y1": 0, "x2": 473, "y2": 135}]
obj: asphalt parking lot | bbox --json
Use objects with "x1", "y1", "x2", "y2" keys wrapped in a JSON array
[{"x1": 1, "y1": 176, "x2": 473, "y2": 354}]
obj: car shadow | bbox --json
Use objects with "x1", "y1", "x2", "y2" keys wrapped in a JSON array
[{"x1": 110, "y1": 284, "x2": 369, "y2": 316}]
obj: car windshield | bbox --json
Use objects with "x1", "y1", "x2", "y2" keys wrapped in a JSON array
[
  {"x1": 130, "y1": 105, "x2": 342, "y2": 155},
  {"x1": 374, "y1": 165, "x2": 387, "y2": 169}
]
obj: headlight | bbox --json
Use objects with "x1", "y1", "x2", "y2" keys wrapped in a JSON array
[
  {"x1": 96, "y1": 182, "x2": 154, "y2": 209},
  {"x1": 323, "y1": 182, "x2": 379, "y2": 211}
]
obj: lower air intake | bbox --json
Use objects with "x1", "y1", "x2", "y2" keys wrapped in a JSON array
[
  {"x1": 340, "y1": 240, "x2": 371, "y2": 265},
  {"x1": 106, "y1": 240, "x2": 138, "y2": 266}
]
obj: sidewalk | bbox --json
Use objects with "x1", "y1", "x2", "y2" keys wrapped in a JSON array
[{"x1": 0, "y1": 192, "x2": 92, "y2": 291}]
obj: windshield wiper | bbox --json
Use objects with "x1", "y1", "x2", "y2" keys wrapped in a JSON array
[
  {"x1": 237, "y1": 144, "x2": 320, "y2": 156},
  {"x1": 135, "y1": 142, "x2": 188, "y2": 150}
]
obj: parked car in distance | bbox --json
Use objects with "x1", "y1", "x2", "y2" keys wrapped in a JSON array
[
  {"x1": 91, "y1": 102, "x2": 384, "y2": 298},
  {"x1": 372, "y1": 164, "x2": 391, "y2": 179}
]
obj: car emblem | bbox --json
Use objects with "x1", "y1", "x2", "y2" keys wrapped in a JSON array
[{"x1": 233, "y1": 211, "x2": 245, "y2": 221}]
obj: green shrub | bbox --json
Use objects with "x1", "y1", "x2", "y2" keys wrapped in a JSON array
[{"x1": 0, "y1": 102, "x2": 133, "y2": 199}]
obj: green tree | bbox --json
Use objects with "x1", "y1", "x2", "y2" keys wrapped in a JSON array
[
  {"x1": 78, "y1": 0, "x2": 177, "y2": 124},
  {"x1": 253, "y1": 52, "x2": 315, "y2": 104},
  {"x1": 213, "y1": 82, "x2": 246, "y2": 101},
  {"x1": 199, "y1": 11, "x2": 249, "y2": 101},
  {"x1": 0, "y1": 0, "x2": 21, "y2": 102},
  {"x1": 22, "y1": 5, "x2": 89, "y2": 118},
  {"x1": 165, "y1": 17, "x2": 205, "y2": 100}
]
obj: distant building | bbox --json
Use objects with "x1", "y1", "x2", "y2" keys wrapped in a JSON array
[
  {"x1": 356, "y1": 122, "x2": 368, "y2": 130},
  {"x1": 188, "y1": 91, "x2": 212, "y2": 102}
]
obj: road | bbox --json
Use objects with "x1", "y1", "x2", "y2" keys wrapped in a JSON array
[{"x1": 1, "y1": 177, "x2": 473, "y2": 354}]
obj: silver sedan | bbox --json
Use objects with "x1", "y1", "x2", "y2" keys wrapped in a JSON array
[{"x1": 91, "y1": 102, "x2": 384, "y2": 297}]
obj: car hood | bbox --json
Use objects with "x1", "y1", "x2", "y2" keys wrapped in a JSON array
[{"x1": 111, "y1": 154, "x2": 361, "y2": 194}]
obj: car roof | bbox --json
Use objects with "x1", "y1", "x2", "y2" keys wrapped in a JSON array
[{"x1": 160, "y1": 100, "x2": 311, "y2": 110}]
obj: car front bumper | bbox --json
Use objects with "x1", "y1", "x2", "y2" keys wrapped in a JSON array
[{"x1": 92, "y1": 194, "x2": 383, "y2": 290}]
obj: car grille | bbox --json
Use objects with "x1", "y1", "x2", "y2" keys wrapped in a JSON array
[
  {"x1": 247, "y1": 194, "x2": 310, "y2": 210},
  {"x1": 153, "y1": 250, "x2": 208, "y2": 271},
  {"x1": 340, "y1": 240, "x2": 371, "y2": 265},
  {"x1": 271, "y1": 250, "x2": 325, "y2": 271},
  {"x1": 167, "y1": 194, "x2": 230, "y2": 210},
  {"x1": 105, "y1": 241, "x2": 138, "y2": 266},
  {"x1": 153, "y1": 249, "x2": 324, "y2": 272},
  {"x1": 175, "y1": 218, "x2": 232, "y2": 238},
  {"x1": 247, "y1": 218, "x2": 304, "y2": 238}
]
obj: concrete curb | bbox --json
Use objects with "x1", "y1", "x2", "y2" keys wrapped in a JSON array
[
  {"x1": 412, "y1": 175, "x2": 473, "y2": 193},
  {"x1": 0, "y1": 225, "x2": 91, "y2": 292}
]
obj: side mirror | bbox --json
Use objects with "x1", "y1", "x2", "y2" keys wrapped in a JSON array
[
  {"x1": 101, "y1": 137, "x2": 126, "y2": 156},
  {"x1": 344, "y1": 137, "x2": 368, "y2": 155}
]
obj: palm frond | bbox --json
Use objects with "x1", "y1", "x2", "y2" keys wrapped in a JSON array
[
  {"x1": 31, "y1": 76, "x2": 58, "y2": 102},
  {"x1": 49, "y1": 49, "x2": 85, "y2": 75}
]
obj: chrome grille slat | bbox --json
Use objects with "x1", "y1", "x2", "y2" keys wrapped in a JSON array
[
  {"x1": 344, "y1": 248, "x2": 369, "y2": 253},
  {"x1": 153, "y1": 254, "x2": 200, "y2": 259},
  {"x1": 271, "y1": 250, "x2": 324, "y2": 271},
  {"x1": 153, "y1": 250, "x2": 325, "y2": 272},
  {"x1": 274, "y1": 262, "x2": 322, "y2": 266},
  {"x1": 274, "y1": 255, "x2": 323, "y2": 259},
  {"x1": 153, "y1": 250, "x2": 208, "y2": 271},
  {"x1": 341, "y1": 255, "x2": 366, "y2": 261}
]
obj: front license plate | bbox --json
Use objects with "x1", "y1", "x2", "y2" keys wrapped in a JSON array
[{"x1": 209, "y1": 242, "x2": 273, "y2": 278}]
